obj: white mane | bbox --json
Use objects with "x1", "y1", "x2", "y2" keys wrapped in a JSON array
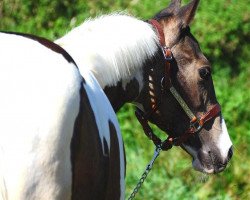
[{"x1": 56, "y1": 13, "x2": 159, "y2": 88}]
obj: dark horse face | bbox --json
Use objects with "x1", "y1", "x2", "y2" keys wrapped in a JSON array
[{"x1": 137, "y1": 0, "x2": 233, "y2": 174}]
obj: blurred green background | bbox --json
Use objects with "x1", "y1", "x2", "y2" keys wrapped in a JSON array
[{"x1": 1, "y1": 0, "x2": 249, "y2": 199}]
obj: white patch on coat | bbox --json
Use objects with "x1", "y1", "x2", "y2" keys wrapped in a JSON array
[
  {"x1": 56, "y1": 13, "x2": 159, "y2": 89},
  {"x1": 0, "y1": 33, "x2": 82, "y2": 199}
]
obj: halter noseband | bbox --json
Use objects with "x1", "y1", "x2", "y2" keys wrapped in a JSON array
[{"x1": 135, "y1": 19, "x2": 221, "y2": 151}]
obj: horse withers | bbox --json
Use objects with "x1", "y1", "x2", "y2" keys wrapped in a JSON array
[
  {"x1": 0, "y1": 32, "x2": 125, "y2": 199},
  {"x1": 57, "y1": 0, "x2": 233, "y2": 175}
]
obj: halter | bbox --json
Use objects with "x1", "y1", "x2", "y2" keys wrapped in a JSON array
[{"x1": 135, "y1": 19, "x2": 221, "y2": 151}]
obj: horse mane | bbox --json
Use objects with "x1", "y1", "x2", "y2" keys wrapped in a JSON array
[{"x1": 56, "y1": 13, "x2": 159, "y2": 88}]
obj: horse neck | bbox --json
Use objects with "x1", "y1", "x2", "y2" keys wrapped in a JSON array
[
  {"x1": 56, "y1": 14, "x2": 161, "y2": 111},
  {"x1": 104, "y1": 50, "x2": 164, "y2": 113},
  {"x1": 55, "y1": 14, "x2": 159, "y2": 102},
  {"x1": 104, "y1": 76, "x2": 142, "y2": 112}
]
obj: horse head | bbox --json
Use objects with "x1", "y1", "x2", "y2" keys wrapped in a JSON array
[{"x1": 135, "y1": 0, "x2": 233, "y2": 173}]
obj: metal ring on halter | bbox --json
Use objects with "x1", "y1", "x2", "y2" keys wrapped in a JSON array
[
  {"x1": 190, "y1": 119, "x2": 202, "y2": 132},
  {"x1": 160, "y1": 77, "x2": 165, "y2": 90}
]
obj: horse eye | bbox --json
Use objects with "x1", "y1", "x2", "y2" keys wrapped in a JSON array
[{"x1": 199, "y1": 67, "x2": 211, "y2": 80}]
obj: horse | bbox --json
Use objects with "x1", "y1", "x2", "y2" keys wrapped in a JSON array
[
  {"x1": 56, "y1": 0, "x2": 233, "y2": 175},
  {"x1": 0, "y1": 32, "x2": 125, "y2": 199}
]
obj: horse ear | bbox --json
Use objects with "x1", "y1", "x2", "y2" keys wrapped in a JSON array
[
  {"x1": 154, "y1": 0, "x2": 181, "y2": 19},
  {"x1": 168, "y1": 0, "x2": 182, "y2": 13},
  {"x1": 178, "y1": 0, "x2": 200, "y2": 27}
]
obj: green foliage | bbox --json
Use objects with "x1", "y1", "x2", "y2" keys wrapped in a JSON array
[{"x1": 1, "y1": 0, "x2": 249, "y2": 199}]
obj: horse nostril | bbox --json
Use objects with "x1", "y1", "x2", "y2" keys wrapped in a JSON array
[{"x1": 227, "y1": 146, "x2": 233, "y2": 161}]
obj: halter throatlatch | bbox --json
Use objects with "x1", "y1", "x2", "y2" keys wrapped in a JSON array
[{"x1": 135, "y1": 19, "x2": 221, "y2": 151}]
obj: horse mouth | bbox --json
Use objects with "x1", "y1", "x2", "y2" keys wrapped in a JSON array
[
  {"x1": 181, "y1": 144, "x2": 233, "y2": 174},
  {"x1": 192, "y1": 157, "x2": 228, "y2": 174}
]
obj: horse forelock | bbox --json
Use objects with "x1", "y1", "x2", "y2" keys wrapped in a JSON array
[{"x1": 56, "y1": 13, "x2": 160, "y2": 89}]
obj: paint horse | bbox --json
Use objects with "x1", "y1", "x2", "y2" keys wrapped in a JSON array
[
  {"x1": 0, "y1": 33, "x2": 125, "y2": 199},
  {"x1": 57, "y1": 0, "x2": 233, "y2": 175}
]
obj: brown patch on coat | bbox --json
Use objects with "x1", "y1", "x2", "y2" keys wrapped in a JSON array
[
  {"x1": 71, "y1": 83, "x2": 122, "y2": 200},
  {"x1": 104, "y1": 121, "x2": 121, "y2": 200},
  {"x1": 71, "y1": 82, "x2": 108, "y2": 200},
  {"x1": 104, "y1": 78, "x2": 140, "y2": 112}
]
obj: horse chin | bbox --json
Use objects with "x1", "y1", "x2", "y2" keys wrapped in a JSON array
[{"x1": 192, "y1": 158, "x2": 227, "y2": 174}]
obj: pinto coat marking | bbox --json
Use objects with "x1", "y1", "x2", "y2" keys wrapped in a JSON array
[{"x1": 0, "y1": 32, "x2": 124, "y2": 200}]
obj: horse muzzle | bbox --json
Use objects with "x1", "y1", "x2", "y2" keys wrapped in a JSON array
[{"x1": 192, "y1": 146, "x2": 233, "y2": 174}]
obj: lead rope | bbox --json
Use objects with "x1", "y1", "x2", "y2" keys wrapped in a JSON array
[{"x1": 127, "y1": 145, "x2": 162, "y2": 200}]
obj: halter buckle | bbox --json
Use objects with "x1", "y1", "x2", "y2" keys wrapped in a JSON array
[
  {"x1": 162, "y1": 46, "x2": 172, "y2": 61},
  {"x1": 190, "y1": 118, "x2": 202, "y2": 132}
]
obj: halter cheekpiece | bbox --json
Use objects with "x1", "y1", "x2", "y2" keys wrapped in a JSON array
[{"x1": 135, "y1": 19, "x2": 221, "y2": 151}]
